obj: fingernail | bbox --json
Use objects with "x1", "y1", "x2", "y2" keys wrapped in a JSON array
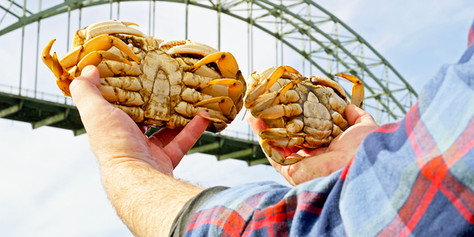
[{"x1": 81, "y1": 65, "x2": 95, "y2": 75}]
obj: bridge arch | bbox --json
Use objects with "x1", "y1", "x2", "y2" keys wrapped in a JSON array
[{"x1": 0, "y1": 0, "x2": 416, "y2": 124}]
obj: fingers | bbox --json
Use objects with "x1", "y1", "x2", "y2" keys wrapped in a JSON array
[
  {"x1": 149, "y1": 127, "x2": 183, "y2": 147},
  {"x1": 344, "y1": 104, "x2": 376, "y2": 126},
  {"x1": 162, "y1": 112, "x2": 210, "y2": 168},
  {"x1": 246, "y1": 113, "x2": 268, "y2": 134}
]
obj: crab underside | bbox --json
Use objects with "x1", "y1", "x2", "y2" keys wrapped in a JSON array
[
  {"x1": 245, "y1": 66, "x2": 364, "y2": 165},
  {"x1": 42, "y1": 20, "x2": 246, "y2": 132}
]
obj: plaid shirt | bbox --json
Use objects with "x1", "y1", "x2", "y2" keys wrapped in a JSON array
[{"x1": 182, "y1": 47, "x2": 474, "y2": 236}]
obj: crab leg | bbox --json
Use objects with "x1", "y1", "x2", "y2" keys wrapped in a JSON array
[
  {"x1": 181, "y1": 88, "x2": 237, "y2": 118},
  {"x1": 247, "y1": 77, "x2": 297, "y2": 111},
  {"x1": 259, "y1": 128, "x2": 305, "y2": 146},
  {"x1": 60, "y1": 34, "x2": 139, "y2": 69},
  {"x1": 264, "y1": 66, "x2": 301, "y2": 92},
  {"x1": 245, "y1": 66, "x2": 302, "y2": 106},
  {"x1": 195, "y1": 96, "x2": 236, "y2": 117},
  {"x1": 259, "y1": 140, "x2": 303, "y2": 165},
  {"x1": 192, "y1": 52, "x2": 240, "y2": 78},
  {"x1": 43, "y1": 38, "x2": 136, "y2": 96},
  {"x1": 52, "y1": 52, "x2": 72, "y2": 95},
  {"x1": 174, "y1": 102, "x2": 229, "y2": 123},
  {"x1": 335, "y1": 73, "x2": 364, "y2": 108},
  {"x1": 77, "y1": 50, "x2": 132, "y2": 71},
  {"x1": 206, "y1": 78, "x2": 245, "y2": 103},
  {"x1": 257, "y1": 103, "x2": 302, "y2": 119}
]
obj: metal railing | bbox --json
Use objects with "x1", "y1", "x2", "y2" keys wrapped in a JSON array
[{"x1": 0, "y1": 83, "x2": 74, "y2": 105}]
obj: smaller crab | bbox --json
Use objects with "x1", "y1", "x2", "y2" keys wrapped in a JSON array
[{"x1": 245, "y1": 66, "x2": 364, "y2": 165}]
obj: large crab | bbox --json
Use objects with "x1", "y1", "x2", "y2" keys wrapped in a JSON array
[
  {"x1": 42, "y1": 20, "x2": 245, "y2": 132},
  {"x1": 245, "y1": 66, "x2": 364, "y2": 165}
]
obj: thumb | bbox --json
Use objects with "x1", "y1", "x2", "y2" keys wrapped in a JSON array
[
  {"x1": 344, "y1": 104, "x2": 376, "y2": 126},
  {"x1": 70, "y1": 65, "x2": 101, "y2": 98},
  {"x1": 70, "y1": 65, "x2": 108, "y2": 112},
  {"x1": 70, "y1": 65, "x2": 116, "y2": 135},
  {"x1": 77, "y1": 65, "x2": 100, "y2": 86}
]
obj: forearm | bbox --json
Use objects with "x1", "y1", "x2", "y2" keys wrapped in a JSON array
[{"x1": 101, "y1": 160, "x2": 203, "y2": 237}]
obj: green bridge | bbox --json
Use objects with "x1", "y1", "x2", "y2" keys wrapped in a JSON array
[
  {"x1": 0, "y1": 0, "x2": 416, "y2": 166},
  {"x1": 0, "y1": 89, "x2": 268, "y2": 165}
]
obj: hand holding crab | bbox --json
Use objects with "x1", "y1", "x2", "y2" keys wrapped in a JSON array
[
  {"x1": 245, "y1": 66, "x2": 377, "y2": 173},
  {"x1": 247, "y1": 103, "x2": 378, "y2": 185}
]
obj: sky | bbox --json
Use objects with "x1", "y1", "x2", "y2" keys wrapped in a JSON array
[{"x1": 0, "y1": 0, "x2": 473, "y2": 236}]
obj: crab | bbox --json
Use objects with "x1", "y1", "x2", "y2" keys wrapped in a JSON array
[
  {"x1": 42, "y1": 20, "x2": 246, "y2": 132},
  {"x1": 245, "y1": 66, "x2": 364, "y2": 165}
]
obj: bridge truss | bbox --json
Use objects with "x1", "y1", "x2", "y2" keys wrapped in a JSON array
[{"x1": 0, "y1": 0, "x2": 417, "y2": 165}]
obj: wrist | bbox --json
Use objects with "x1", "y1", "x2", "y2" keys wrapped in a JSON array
[{"x1": 101, "y1": 160, "x2": 202, "y2": 236}]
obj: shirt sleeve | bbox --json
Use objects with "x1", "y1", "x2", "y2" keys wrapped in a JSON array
[
  {"x1": 169, "y1": 186, "x2": 229, "y2": 237},
  {"x1": 181, "y1": 46, "x2": 474, "y2": 236}
]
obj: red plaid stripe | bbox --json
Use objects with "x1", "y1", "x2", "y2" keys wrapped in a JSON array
[
  {"x1": 441, "y1": 172, "x2": 474, "y2": 224},
  {"x1": 187, "y1": 191, "x2": 326, "y2": 235},
  {"x1": 468, "y1": 20, "x2": 474, "y2": 47},
  {"x1": 242, "y1": 192, "x2": 324, "y2": 236}
]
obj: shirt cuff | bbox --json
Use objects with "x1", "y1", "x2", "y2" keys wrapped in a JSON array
[{"x1": 169, "y1": 186, "x2": 229, "y2": 236}]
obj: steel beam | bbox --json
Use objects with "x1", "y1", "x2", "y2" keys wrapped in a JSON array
[
  {"x1": 0, "y1": 101, "x2": 23, "y2": 117},
  {"x1": 32, "y1": 109, "x2": 70, "y2": 129},
  {"x1": 188, "y1": 142, "x2": 220, "y2": 154},
  {"x1": 218, "y1": 148, "x2": 253, "y2": 160}
]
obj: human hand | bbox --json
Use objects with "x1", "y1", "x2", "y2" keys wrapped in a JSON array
[
  {"x1": 247, "y1": 104, "x2": 378, "y2": 186},
  {"x1": 70, "y1": 65, "x2": 210, "y2": 175},
  {"x1": 69, "y1": 65, "x2": 210, "y2": 236}
]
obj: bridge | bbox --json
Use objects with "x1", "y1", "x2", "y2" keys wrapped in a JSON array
[
  {"x1": 0, "y1": 0, "x2": 417, "y2": 165},
  {"x1": 0, "y1": 86, "x2": 268, "y2": 165}
]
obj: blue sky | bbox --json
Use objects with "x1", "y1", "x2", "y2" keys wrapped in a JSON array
[{"x1": 0, "y1": 1, "x2": 473, "y2": 236}]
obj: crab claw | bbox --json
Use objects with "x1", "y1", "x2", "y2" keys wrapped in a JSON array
[
  {"x1": 42, "y1": 39, "x2": 73, "y2": 96},
  {"x1": 335, "y1": 73, "x2": 364, "y2": 108},
  {"x1": 42, "y1": 35, "x2": 137, "y2": 96},
  {"x1": 260, "y1": 140, "x2": 303, "y2": 165}
]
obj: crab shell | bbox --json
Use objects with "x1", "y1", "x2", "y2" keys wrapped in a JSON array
[
  {"x1": 42, "y1": 20, "x2": 246, "y2": 132},
  {"x1": 245, "y1": 66, "x2": 364, "y2": 165}
]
